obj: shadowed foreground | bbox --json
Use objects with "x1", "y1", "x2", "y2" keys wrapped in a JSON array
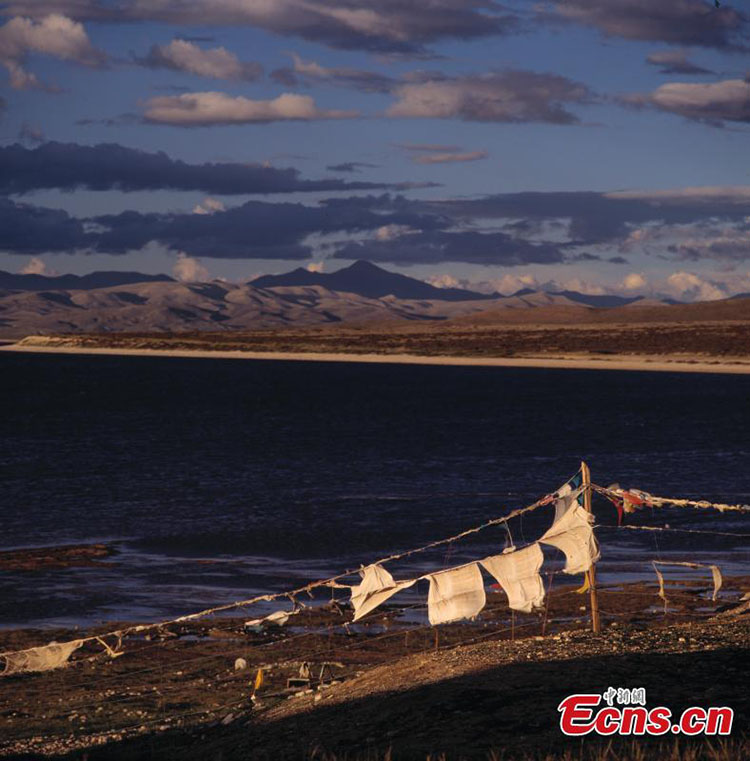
[{"x1": 26, "y1": 622, "x2": 747, "y2": 761}]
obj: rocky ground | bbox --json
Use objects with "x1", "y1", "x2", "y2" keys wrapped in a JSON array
[{"x1": 1, "y1": 568, "x2": 748, "y2": 760}]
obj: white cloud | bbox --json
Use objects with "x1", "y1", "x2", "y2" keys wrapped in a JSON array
[
  {"x1": 628, "y1": 79, "x2": 750, "y2": 126},
  {"x1": 173, "y1": 252, "x2": 209, "y2": 282},
  {"x1": 426, "y1": 273, "x2": 460, "y2": 289},
  {"x1": 426, "y1": 272, "x2": 540, "y2": 295},
  {"x1": 622, "y1": 272, "x2": 647, "y2": 290},
  {"x1": 192, "y1": 197, "x2": 225, "y2": 215},
  {"x1": 143, "y1": 91, "x2": 358, "y2": 126},
  {"x1": 142, "y1": 39, "x2": 262, "y2": 81},
  {"x1": 19, "y1": 256, "x2": 57, "y2": 275},
  {"x1": 665, "y1": 271, "x2": 727, "y2": 302},
  {"x1": 375, "y1": 224, "x2": 417, "y2": 241},
  {"x1": 0, "y1": 14, "x2": 104, "y2": 90}
]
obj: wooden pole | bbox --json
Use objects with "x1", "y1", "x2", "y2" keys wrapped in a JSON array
[{"x1": 581, "y1": 461, "x2": 601, "y2": 634}]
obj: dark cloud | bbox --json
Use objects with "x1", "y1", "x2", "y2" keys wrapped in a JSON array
[
  {"x1": 90, "y1": 199, "x2": 448, "y2": 259},
  {"x1": 0, "y1": 141, "x2": 399, "y2": 195},
  {"x1": 2, "y1": 1, "x2": 521, "y2": 56},
  {"x1": 326, "y1": 162, "x2": 379, "y2": 173},
  {"x1": 645, "y1": 49, "x2": 714, "y2": 75},
  {"x1": 546, "y1": 0, "x2": 748, "y2": 50},
  {"x1": 0, "y1": 198, "x2": 90, "y2": 254},
  {"x1": 387, "y1": 70, "x2": 593, "y2": 124},
  {"x1": 626, "y1": 78, "x2": 750, "y2": 126},
  {"x1": 428, "y1": 187, "x2": 750, "y2": 244},
  {"x1": 0, "y1": 193, "x2": 450, "y2": 259},
  {"x1": 3, "y1": 187, "x2": 749, "y2": 265},
  {"x1": 332, "y1": 229, "x2": 567, "y2": 265}
]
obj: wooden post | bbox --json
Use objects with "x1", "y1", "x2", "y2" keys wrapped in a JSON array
[{"x1": 581, "y1": 461, "x2": 601, "y2": 634}]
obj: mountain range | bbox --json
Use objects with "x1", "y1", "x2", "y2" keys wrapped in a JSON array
[
  {"x1": 0, "y1": 261, "x2": 686, "y2": 339},
  {"x1": 0, "y1": 270, "x2": 174, "y2": 292},
  {"x1": 252, "y1": 260, "x2": 492, "y2": 301}
]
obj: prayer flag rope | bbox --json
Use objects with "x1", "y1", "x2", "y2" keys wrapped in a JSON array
[{"x1": 591, "y1": 484, "x2": 750, "y2": 513}]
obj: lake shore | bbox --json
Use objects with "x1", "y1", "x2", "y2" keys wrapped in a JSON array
[{"x1": 4, "y1": 340, "x2": 750, "y2": 375}]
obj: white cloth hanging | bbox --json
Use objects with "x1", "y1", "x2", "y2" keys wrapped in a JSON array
[
  {"x1": 481, "y1": 543, "x2": 545, "y2": 613},
  {"x1": 540, "y1": 496, "x2": 600, "y2": 575},
  {"x1": 426, "y1": 563, "x2": 486, "y2": 625},
  {"x1": 245, "y1": 609, "x2": 298, "y2": 628},
  {"x1": 552, "y1": 483, "x2": 585, "y2": 523},
  {"x1": 652, "y1": 561, "x2": 723, "y2": 602},
  {"x1": 350, "y1": 564, "x2": 417, "y2": 622},
  {"x1": 1, "y1": 639, "x2": 83, "y2": 676}
]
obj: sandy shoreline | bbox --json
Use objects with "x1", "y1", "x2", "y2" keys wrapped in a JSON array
[{"x1": 3, "y1": 341, "x2": 750, "y2": 374}]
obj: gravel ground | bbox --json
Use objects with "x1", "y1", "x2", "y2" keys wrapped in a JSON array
[{"x1": 1, "y1": 581, "x2": 748, "y2": 760}]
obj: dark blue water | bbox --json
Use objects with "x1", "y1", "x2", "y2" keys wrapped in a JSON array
[{"x1": 1, "y1": 352, "x2": 749, "y2": 627}]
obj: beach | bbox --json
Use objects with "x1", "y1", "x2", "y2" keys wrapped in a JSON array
[{"x1": 5, "y1": 337, "x2": 750, "y2": 375}]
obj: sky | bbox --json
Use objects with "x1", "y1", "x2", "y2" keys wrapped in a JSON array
[{"x1": 1, "y1": 0, "x2": 750, "y2": 301}]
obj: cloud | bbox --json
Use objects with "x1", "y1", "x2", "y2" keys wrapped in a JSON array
[
  {"x1": 398, "y1": 143, "x2": 462, "y2": 152},
  {"x1": 137, "y1": 39, "x2": 262, "y2": 81},
  {"x1": 193, "y1": 197, "x2": 225, "y2": 215},
  {"x1": 0, "y1": 141, "x2": 398, "y2": 195},
  {"x1": 426, "y1": 273, "x2": 461, "y2": 289},
  {"x1": 2, "y1": 1, "x2": 520, "y2": 56},
  {"x1": 142, "y1": 91, "x2": 359, "y2": 126},
  {"x1": 622, "y1": 272, "x2": 647, "y2": 290},
  {"x1": 665, "y1": 270, "x2": 727, "y2": 301},
  {"x1": 627, "y1": 78, "x2": 750, "y2": 126},
  {"x1": 433, "y1": 186, "x2": 750, "y2": 246},
  {"x1": 326, "y1": 161, "x2": 379, "y2": 173},
  {"x1": 0, "y1": 197, "x2": 90, "y2": 254},
  {"x1": 546, "y1": 0, "x2": 747, "y2": 50},
  {"x1": 18, "y1": 122, "x2": 44, "y2": 144},
  {"x1": 332, "y1": 229, "x2": 567, "y2": 265},
  {"x1": 19, "y1": 256, "x2": 57, "y2": 275},
  {"x1": 272, "y1": 52, "x2": 396, "y2": 92},
  {"x1": 172, "y1": 252, "x2": 209, "y2": 282},
  {"x1": 375, "y1": 223, "x2": 418, "y2": 240},
  {"x1": 667, "y1": 226, "x2": 750, "y2": 262},
  {"x1": 5, "y1": 184, "x2": 750, "y2": 268},
  {"x1": 87, "y1": 197, "x2": 448, "y2": 259},
  {"x1": 413, "y1": 149, "x2": 488, "y2": 164},
  {"x1": 645, "y1": 49, "x2": 713, "y2": 75},
  {"x1": 0, "y1": 14, "x2": 104, "y2": 90},
  {"x1": 387, "y1": 70, "x2": 591, "y2": 123}
]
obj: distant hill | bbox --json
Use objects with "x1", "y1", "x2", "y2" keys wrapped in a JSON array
[
  {"x1": 253, "y1": 261, "x2": 494, "y2": 302},
  {"x1": 550, "y1": 291, "x2": 645, "y2": 308},
  {"x1": 0, "y1": 270, "x2": 174, "y2": 291}
]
